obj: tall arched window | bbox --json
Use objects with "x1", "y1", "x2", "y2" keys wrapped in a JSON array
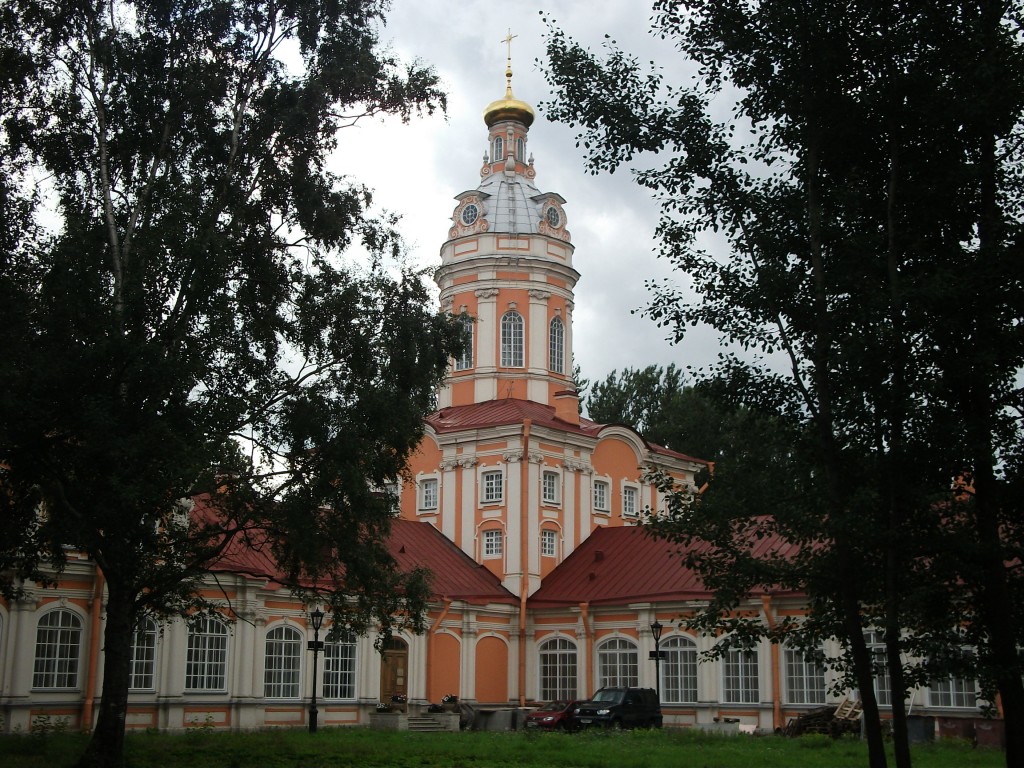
[
  {"x1": 129, "y1": 618, "x2": 159, "y2": 690},
  {"x1": 492, "y1": 136, "x2": 504, "y2": 162},
  {"x1": 185, "y1": 615, "x2": 228, "y2": 691},
  {"x1": 33, "y1": 609, "x2": 82, "y2": 689},
  {"x1": 597, "y1": 637, "x2": 638, "y2": 688},
  {"x1": 323, "y1": 632, "x2": 358, "y2": 700},
  {"x1": 455, "y1": 315, "x2": 473, "y2": 371},
  {"x1": 722, "y1": 646, "x2": 759, "y2": 704},
  {"x1": 784, "y1": 644, "x2": 826, "y2": 704},
  {"x1": 500, "y1": 311, "x2": 524, "y2": 367},
  {"x1": 264, "y1": 625, "x2": 303, "y2": 698},
  {"x1": 548, "y1": 316, "x2": 564, "y2": 373},
  {"x1": 662, "y1": 635, "x2": 698, "y2": 704},
  {"x1": 516, "y1": 137, "x2": 526, "y2": 162},
  {"x1": 539, "y1": 637, "x2": 577, "y2": 699}
]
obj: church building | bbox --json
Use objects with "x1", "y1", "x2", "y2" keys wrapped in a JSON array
[{"x1": 0, "y1": 63, "x2": 982, "y2": 737}]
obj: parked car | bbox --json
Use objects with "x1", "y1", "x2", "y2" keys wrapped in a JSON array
[
  {"x1": 573, "y1": 687, "x2": 662, "y2": 729},
  {"x1": 524, "y1": 699, "x2": 580, "y2": 731}
]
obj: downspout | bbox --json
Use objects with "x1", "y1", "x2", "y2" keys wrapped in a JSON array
[
  {"x1": 428, "y1": 598, "x2": 453, "y2": 702},
  {"x1": 518, "y1": 419, "x2": 532, "y2": 706},
  {"x1": 82, "y1": 566, "x2": 106, "y2": 731},
  {"x1": 580, "y1": 602, "x2": 593, "y2": 699},
  {"x1": 761, "y1": 595, "x2": 782, "y2": 731}
]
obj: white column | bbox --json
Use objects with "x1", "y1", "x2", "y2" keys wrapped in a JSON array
[{"x1": 460, "y1": 457, "x2": 478, "y2": 558}]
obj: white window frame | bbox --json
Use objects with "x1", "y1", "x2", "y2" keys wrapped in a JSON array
[
  {"x1": 516, "y1": 137, "x2": 525, "y2": 162},
  {"x1": 33, "y1": 609, "x2": 83, "y2": 689},
  {"x1": 597, "y1": 637, "x2": 639, "y2": 688},
  {"x1": 548, "y1": 316, "x2": 564, "y2": 373},
  {"x1": 722, "y1": 647, "x2": 760, "y2": 704},
  {"x1": 593, "y1": 480, "x2": 610, "y2": 513},
  {"x1": 539, "y1": 637, "x2": 577, "y2": 700},
  {"x1": 323, "y1": 632, "x2": 358, "y2": 700},
  {"x1": 784, "y1": 645, "x2": 827, "y2": 705},
  {"x1": 540, "y1": 529, "x2": 558, "y2": 558},
  {"x1": 185, "y1": 615, "x2": 229, "y2": 692},
  {"x1": 662, "y1": 635, "x2": 698, "y2": 704},
  {"x1": 864, "y1": 630, "x2": 892, "y2": 707},
  {"x1": 929, "y1": 675, "x2": 977, "y2": 708},
  {"x1": 129, "y1": 618, "x2": 159, "y2": 690},
  {"x1": 622, "y1": 484, "x2": 639, "y2": 518},
  {"x1": 264, "y1": 624, "x2": 303, "y2": 699},
  {"x1": 492, "y1": 136, "x2": 504, "y2": 162},
  {"x1": 482, "y1": 529, "x2": 503, "y2": 558},
  {"x1": 482, "y1": 469, "x2": 503, "y2": 504},
  {"x1": 500, "y1": 310, "x2": 524, "y2": 367},
  {"x1": 418, "y1": 476, "x2": 439, "y2": 511},
  {"x1": 541, "y1": 470, "x2": 560, "y2": 506},
  {"x1": 455, "y1": 315, "x2": 473, "y2": 371}
]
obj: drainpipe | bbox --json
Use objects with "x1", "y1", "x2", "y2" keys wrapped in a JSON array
[
  {"x1": 427, "y1": 598, "x2": 453, "y2": 702},
  {"x1": 580, "y1": 602, "x2": 593, "y2": 699},
  {"x1": 761, "y1": 595, "x2": 782, "y2": 731},
  {"x1": 518, "y1": 419, "x2": 532, "y2": 707},
  {"x1": 82, "y1": 566, "x2": 105, "y2": 731}
]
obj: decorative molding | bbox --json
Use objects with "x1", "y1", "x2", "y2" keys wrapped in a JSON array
[
  {"x1": 527, "y1": 451, "x2": 545, "y2": 464},
  {"x1": 439, "y1": 458, "x2": 460, "y2": 471},
  {"x1": 502, "y1": 450, "x2": 523, "y2": 463},
  {"x1": 475, "y1": 288, "x2": 500, "y2": 299},
  {"x1": 563, "y1": 459, "x2": 593, "y2": 474},
  {"x1": 458, "y1": 456, "x2": 479, "y2": 468},
  {"x1": 528, "y1": 289, "x2": 551, "y2": 301}
]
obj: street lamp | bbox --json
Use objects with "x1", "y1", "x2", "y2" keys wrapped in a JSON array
[
  {"x1": 649, "y1": 620, "x2": 664, "y2": 703},
  {"x1": 308, "y1": 607, "x2": 325, "y2": 733}
]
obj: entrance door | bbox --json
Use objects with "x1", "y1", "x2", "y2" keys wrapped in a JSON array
[{"x1": 380, "y1": 637, "x2": 409, "y2": 702}]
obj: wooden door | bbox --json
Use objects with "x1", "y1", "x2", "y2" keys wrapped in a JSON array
[{"x1": 380, "y1": 637, "x2": 408, "y2": 702}]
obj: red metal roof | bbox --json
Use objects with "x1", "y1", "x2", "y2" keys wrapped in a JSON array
[
  {"x1": 207, "y1": 515, "x2": 516, "y2": 606},
  {"x1": 427, "y1": 398, "x2": 709, "y2": 464},
  {"x1": 528, "y1": 525, "x2": 801, "y2": 608}
]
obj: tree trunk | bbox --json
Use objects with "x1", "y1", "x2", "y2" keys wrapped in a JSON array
[{"x1": 76, "y1": 579, "x2": 136, "y2": 768}]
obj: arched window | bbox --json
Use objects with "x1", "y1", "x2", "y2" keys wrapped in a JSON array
[
  {"x1": 662, "y1": 635, "x2": 698, "y2": 704},
  {"x1": 500, "y1": 311, "x2": 524, "y2": 367},
  {"x1": 784, "y1": 644, "x2": 826, "y2": 705},
  {"x1": 722, "y1": 646, "x2": 759, "y2": 704},
  {"x1": 33, "y1": 609, "x2": 82, "y2": 689},
  {"x1": 597, "y1": 637, "x2": 638, "y2": 688},
  {"x1": 323, "y1": 632, "x2": 358, "y2": 700},
  {"x1": 455, "y1": 315, "x2": 473, "y2": 371},
  {"x1": 264, "y1": 625, "x2": 303, "y2": 698},
  {"x1": 539, "y1": 637, "x2": 577, "y2": 700},
  {"x1": 185, "y1": 615, "x2": 228, "y2": 691},
  {"x1": 516, "y1": 137, "x2": 525, "y2": 162},
  {"x1": 492, "y1": 136, "x2": 504, "y2": 162},
  {"x1": 129, "y1": 618, "x2": 159, "y2": 690},
  {"x1": 548, "y1": 316, "x2": 564, "y2": 373}
]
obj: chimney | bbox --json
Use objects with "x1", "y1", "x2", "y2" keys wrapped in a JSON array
[{"x1": 553, "y1": 389, "x2": 580, "y2": 425}]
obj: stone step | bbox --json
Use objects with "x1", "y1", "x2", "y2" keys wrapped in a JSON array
[{"x1": 407, "y1": 716, "x2": 447, "y2": 732}]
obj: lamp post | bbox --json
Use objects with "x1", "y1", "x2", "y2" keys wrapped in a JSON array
[
  {"x1": 649, "y1": 620, "x2": 664, "y2": 703},
  {"x1": 308, "y1": 607, "x2": 325, "y2": 733}
]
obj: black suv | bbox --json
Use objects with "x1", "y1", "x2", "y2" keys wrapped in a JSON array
[{"x1": 573, "y1": 687, "x2": 662, "y2": 729}]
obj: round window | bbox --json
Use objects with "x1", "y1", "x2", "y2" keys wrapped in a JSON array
[
  {"x1": 461, "y1": 203, "x2": 479, "y2": 226},
  {"x1": 545, "y1": 206, "x2": 561, "y2": 228}
]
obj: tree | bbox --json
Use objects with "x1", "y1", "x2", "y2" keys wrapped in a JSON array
[
  {"x1": 542, "y1": 3, "x2": 1024, "y2": 767},
  {"x1": 0, "y1": 2, "x2": 463, "y2": 766}
]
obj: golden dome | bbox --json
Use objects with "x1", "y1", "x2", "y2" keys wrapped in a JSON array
[{"x1": 484, "y1": 85, "x2": 536, "y2": 128}]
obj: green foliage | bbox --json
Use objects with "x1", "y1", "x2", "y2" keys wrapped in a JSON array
[
  {"x1": 0, "y1": 1, "x2": 461, "y2": 765},
  {"x1": 543, "y1": 3, "x2": 1024, "y2": 767}
]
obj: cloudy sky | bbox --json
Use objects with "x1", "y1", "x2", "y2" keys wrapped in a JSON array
[{"x1": 330, "y1": 1, "x2": 726, "y2": 391}]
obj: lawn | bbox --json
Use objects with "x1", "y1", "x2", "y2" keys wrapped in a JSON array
[{"x1": 0, "y1": 727, "x2": 1005, "y2": 768}]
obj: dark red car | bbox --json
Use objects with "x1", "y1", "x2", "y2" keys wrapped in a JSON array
[{"x1": 524, "y1": 699, "x2": 580, "y2": 731}]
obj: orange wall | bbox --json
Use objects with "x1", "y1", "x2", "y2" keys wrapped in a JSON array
[
  {"x1": 429, "y1": 633, "x2": 461, "y2": 702},
  {"x1": 475, "y1": 636, "x2": 509, "y2": 704}
]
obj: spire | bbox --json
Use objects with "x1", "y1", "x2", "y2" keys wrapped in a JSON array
[{"x1": 483, "y1": 29, "x2": 535, "y2": 128}]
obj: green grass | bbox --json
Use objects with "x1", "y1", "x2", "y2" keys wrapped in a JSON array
[{"x1": 0, "y1": 727, "x2": 1005, "y2": 768}]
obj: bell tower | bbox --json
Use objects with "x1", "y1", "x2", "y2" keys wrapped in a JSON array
[{"x1": 436, "y1": 46, "x2": 579, "y2": 411}]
